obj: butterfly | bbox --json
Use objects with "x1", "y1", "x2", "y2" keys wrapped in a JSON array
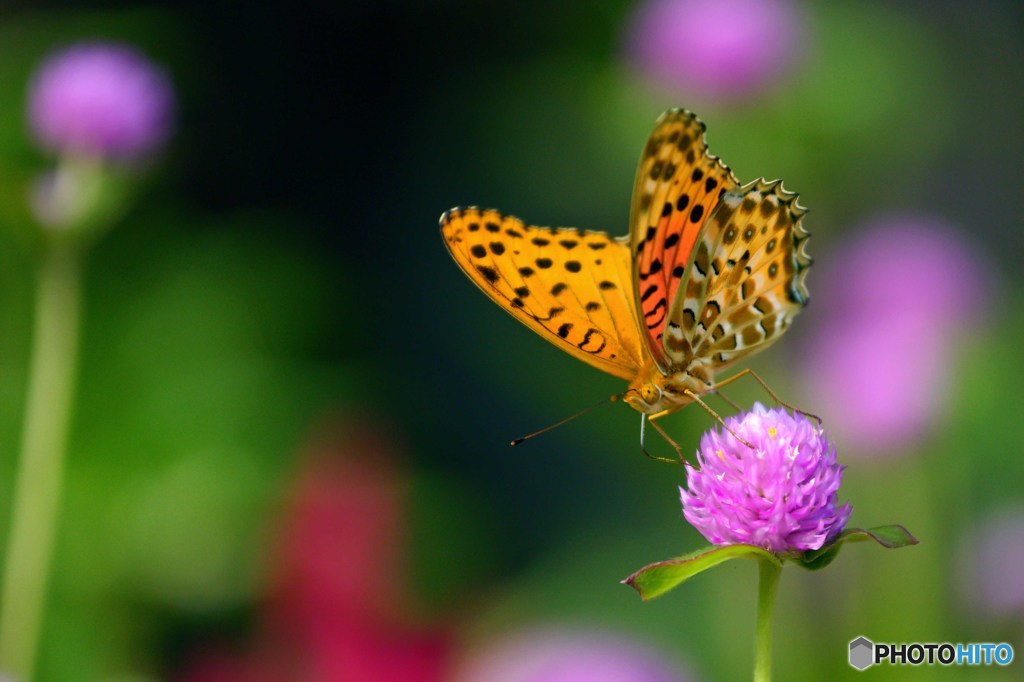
[{"x1": 441, "y1": 109, "x2": 811, "y2": 449}]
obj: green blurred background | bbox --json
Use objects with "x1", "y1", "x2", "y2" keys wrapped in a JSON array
[{"x1": 0, "y1": 1, "x2": 1020, "y2": 680}]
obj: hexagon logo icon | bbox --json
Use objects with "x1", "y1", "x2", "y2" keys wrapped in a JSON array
[{"x1": 849, "y1": 636, "x2": 874, "y2": 670}]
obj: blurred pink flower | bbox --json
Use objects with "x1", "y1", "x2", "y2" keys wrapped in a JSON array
[
  {"x1": 28, "y1": 42, "x2": 174, "y2": 159},
  {"x1": 453, "y1": 629, "x2": 694, "y2": 682},
  {"x1": 270, "y1": 436, "x2": 405, "y2": 625},
  {"x1": 623, "y1": 0, "x2": 804, "y2": 100},
  {"x1": 178, "y1": 423, "x2": 453, "y2": 682},
  {"x1": 800, "y1": 216, "x2": 989, "y2": 455},
  {"x1": 957, "y1": 508, "x2": 1024, "y2": 620}
]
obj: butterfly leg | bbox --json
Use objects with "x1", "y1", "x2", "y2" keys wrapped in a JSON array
[
  {"x1": 683, "y1": 389, "x2": 756, "y2": 450},
  {"x1": 710, "y1": 369, "x2": 822, "y2": 425},
  {"x1": 640, "y1": 414, "x2": 683, "y2": 464}
]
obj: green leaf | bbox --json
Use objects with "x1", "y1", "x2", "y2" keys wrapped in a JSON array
[
  {"x1": 623, "y1": 544, "x2": 780, "y2": 601},
  {"x1": 792, "y1": 525, "x2": 919, "y2": 571}
]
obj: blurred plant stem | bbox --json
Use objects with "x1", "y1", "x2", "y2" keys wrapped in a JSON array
[
  {"x1": 0, "y1": 241, "x2": 82, "y2": 680},
  {"x1": 754, "y1": 559, "x2": 781, "y2": 682}
]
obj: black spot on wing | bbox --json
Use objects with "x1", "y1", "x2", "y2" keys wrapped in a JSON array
[{"x1": 476, "y1": 265, "x2": 499, "y2": 284}]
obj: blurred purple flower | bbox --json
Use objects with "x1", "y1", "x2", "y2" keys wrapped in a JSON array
[
  {"x1": 801, "y1": 216, "x2": 989, "y2": 455},
  {"x1": 680, "y1": 403, "x2": 851, "y2": 553},
  {"x1": 957, "y1": 508, "x2": 1024, "y2": 620},
  {"x1": 28, "y1": 42, "x2": 174, "y2": 160},
  {"x1": 453, "y1": 629, "x2": 693, "y2": 682},
  {"x1": 623, "y1": 0, "x2": 804, "y2": 100},
  {"x1": 812, "y1": 218, "x2": 987, "y2": 333}
]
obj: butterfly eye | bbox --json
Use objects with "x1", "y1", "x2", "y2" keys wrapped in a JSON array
[{"x1": 640, "y1": 384, "x2": 662, "y2": 404}]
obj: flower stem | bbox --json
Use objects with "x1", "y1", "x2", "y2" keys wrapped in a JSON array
[
  {"x1": 754, "y1": 558, "x2": 782, "y2": 682},
  {"x1": 0, "y1": 242, "x2": 82, "y2": 680}
]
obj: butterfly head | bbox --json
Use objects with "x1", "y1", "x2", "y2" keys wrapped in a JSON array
[
  {"x1": 624, "y1": 372, "x2": 676, "y2": 415},
  {"x1": 624, "y1": 362, "x2": 713, "y2": 415}
]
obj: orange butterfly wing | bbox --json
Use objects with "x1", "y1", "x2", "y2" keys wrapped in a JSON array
[
  {"x1": 440, "y1": 207, "x2": 645, "y2": 381},
  {"x1": 628, "y1": 109, "x2": 740, "y2": 370},
  {"x1": 441, "y1": 111, "x2": 812, "y2": 392}
]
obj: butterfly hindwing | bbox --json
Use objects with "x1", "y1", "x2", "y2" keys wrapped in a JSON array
[
  {"x1": 441, "y1": 207, "x2": 644, "y2": 380},
  {"x1": 663, "y1": 179, "x2": 811, "y2": 371},
  {"x1": 629, "y1": 109, "x2": 740, "y2": 369}
]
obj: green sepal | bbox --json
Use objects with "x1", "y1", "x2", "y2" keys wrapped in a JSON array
[
  {"x1": 791, "y1": 524, "x2": 919, "y2": 571},
  {"x1": 623, "y1": 544, "x2": 781, "y2": 601}
]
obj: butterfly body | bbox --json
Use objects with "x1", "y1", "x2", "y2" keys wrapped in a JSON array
[{"x1": 441, "y1": 110, "x2": 811, "y2": 420}]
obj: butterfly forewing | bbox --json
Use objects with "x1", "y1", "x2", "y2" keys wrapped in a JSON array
[
  {"x1": 663, "y1": 179, "x2": 812, "y2": 371},
  {"x1": 441, "y1": 207, "x2": 644, "y2": 380},
  {"x1": 629, "y1": 109, "x2": 740, "y2": 369}
]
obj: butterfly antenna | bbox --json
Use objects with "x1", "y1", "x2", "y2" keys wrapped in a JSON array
[{"x1": 510, "y1": 394, "x2": 623, "y2": 446}]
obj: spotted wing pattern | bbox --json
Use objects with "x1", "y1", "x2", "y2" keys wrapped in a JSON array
[
  {"x1": 629, "y1": 109, "x2": 740, "y2": 370},
  {"x1": 662, "y1": 179, "x2": 812, "y2": 371},
  {"x1": 441, "y1": 207, "x2": 644, "y2": 380}
]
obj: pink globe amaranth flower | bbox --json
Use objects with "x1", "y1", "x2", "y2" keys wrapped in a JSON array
[
  {"x1": 28, "y1": 42, "x2": 175, "y2": 160},
  {"x1": 800, "y1": 216, "x2": 990, "y2": 455},
  {"x1": 680, "y1": 403, "x2": 852, "y2": 553},
  {"x1": 623, "y1": 0, "x2": 804, "y2": 100},
  {"x1": 453, "y1": 629, "x2": 693, "y2": 682}
]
